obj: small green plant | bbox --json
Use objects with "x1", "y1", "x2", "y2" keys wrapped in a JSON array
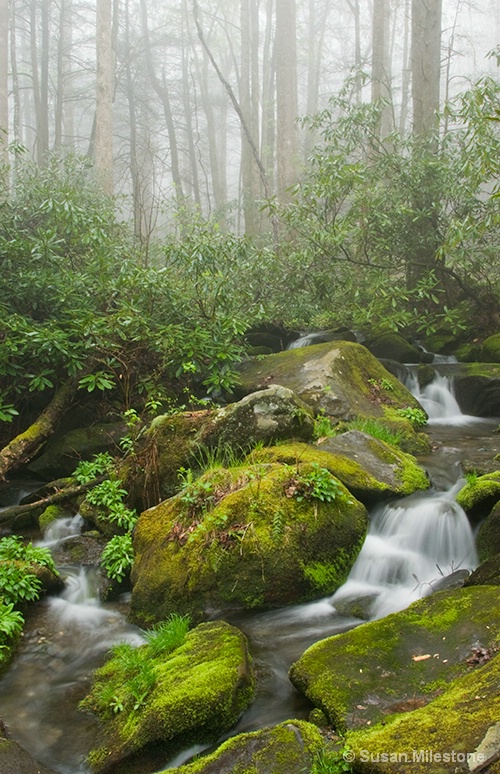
[
  {"x1": 313, "y1": 411, "x2": 338, "y2": 440},
  {"x1": 347, "y1": 417, "x2": 404, "y2": 446},
  {"x1": 78, "y1": 371, "x2": 116, "y2": 392},
  {"x1": 178, "y1": 467, "x2": 215, "y2": 516},
  {"x1": 100, "y1": 533, "x2": 134, "y2": 582},
  {"x1": 288, "y1": 464, "x2": 348, "y2": 504},
  {"x1": 311, "y1": 745, "x2": 354, "y2": 773},
  {"x1": 395, "y1": 406, "x2": 428, "y2": 427},
  {"x1": 0, "y1": 600, "x2": 25, "y2": 660},
  {"x1": 73, "y1": 452, "x2": 114, "y2": 484},
  {"x1": 368, "y1": 377, "x2": 395, "y2": 392},
  {"x1": 0, "y1": 395, "x2": 20, "y2": 423},
  {"x1": 464, "y1": 470, "x2": 479, "y2": 485},
  {"x1": 143, "y1": 613, "x2": 190, "y2": 657}
]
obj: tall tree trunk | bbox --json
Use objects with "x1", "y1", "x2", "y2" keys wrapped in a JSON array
[
  {"x1": 0, "y1": 0, "x2": 8, "y2": 168},
  {"x1": 398, "y1": 0, "x2": 411, "y2": 134},
  {"x1": 240, "y1": 0, "x2": 259, "y2": 234},
  {"x1": 54, "y1": 0, "x2": 72, "y2": 149},
  {"x1": 407, "y1": 0, "x2": 443, "y2": 290},
  {"x1": 39, "y1": 0, "x2": 50, "y2": 156},
  {"x1": 411, "y1": 0, "x2": 442, "y2": 148},
  {"x1": 95, "y1": 0, "x2": 114, "y2": 194},
  {"x1": 371, "y1": 0, "x2": 392, "y2": 139},
  {"x1": 140, "y1": 0, "x2": 185, "y2": 206},
  {"x1": 275, "y1": 0, "x2": 299, "y2": 202},
  {"x1": 260, "y1": 0, "x2": 275, "y2": 188}
]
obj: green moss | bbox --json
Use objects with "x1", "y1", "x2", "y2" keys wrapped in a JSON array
[
  {"x1": 346, "y1": 652, "x2": 500, "y2": 774},
  {"x1": 289, "y1": 586, "x2": 500, "y2": 733},
  {"x1": 165, "y1": 720, "x2": 324, "y2": 774},
  {"x1": 476, "y1": 502, "x2": 500, "y2": 562},
  {"x1": 82, "y1": 621, "x2": 255, "y2": 772},
  {"x1": 130, "y1": 457, "x2": 368, "y2": 625},
  {"x1": 481, "y1": 333, "x2": 500, "y2": 363},
  {"x1": 456, "y1": 473, "x2": 500, "y2": 520},
  {"x1": 38, "y1": 504, "x2": 70, "y2": 531}
]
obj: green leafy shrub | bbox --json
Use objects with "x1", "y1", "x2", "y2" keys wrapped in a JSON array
[
  {"x1": 100, "y1": 534, "x2": 134, "y2": 582},
  {"x1": 287, "y1": 464, "x2": 349, "y2": 504},
  {"x1": 395, "y1": 407, "x2": 428, "y2": 427},
  {"x1": 73, "y1": 452, "x2": 114, "y2": 484},
  {"x1": 346, "y1": 418, "x2": 404, "y2": 447}
]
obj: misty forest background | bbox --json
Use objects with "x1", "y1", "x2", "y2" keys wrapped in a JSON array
[{"x1": 0, "y1": 0, "x2": 499, "y2": 432}]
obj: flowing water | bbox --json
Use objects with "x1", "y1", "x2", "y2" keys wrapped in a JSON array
[{"x1": 0, "y1": 371, "x2": 498, "y2": 773}]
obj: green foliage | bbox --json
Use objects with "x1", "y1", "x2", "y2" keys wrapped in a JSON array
[
  {"x1": 0, "y1": 600, "x2": 24, "y2": 661},
  {"x1": 313, "y1": 411, "x2": 338, "y2": 440},
  {"x1": 346, "y1": 418, "x2": 404, "y2": 447},
  {"x1": 311, "y1": 746, "x2": 353, "y2": 774},
  {"x1": 100, "y1": 534, "x2": 134, "y2": 582},
  {"x1": 288, "y1": 464, "x2": 349, "y2": 504},
  {"x1": 0, "y1": 537, "x2": 56, "y2": 630},
  {"x1": 73, "y1": 452, "x2": 114, "y2": 484},
  {"x1": 268, "y1": 77, "x2": 500, "y2": 334},
  {"x1": 86, "y1": 613, "x2": 190, "y2": 716},
  {"x1": 395, "y1": 407, "x2": 428, "y2": 428},
  {"x1": 177, "y1": 467, "x2": 215, "y2": 516},
  {"x1": 143, "y1": 613, "x2": 191, "y2": 658}
]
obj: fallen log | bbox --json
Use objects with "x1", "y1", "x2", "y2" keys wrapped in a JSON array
[
  {"x1": 0, "y1": 476, "x2": 106, "y2": 529},
  {"x1": 0, "y1": 380, "x2": 79, "y2": 482}
]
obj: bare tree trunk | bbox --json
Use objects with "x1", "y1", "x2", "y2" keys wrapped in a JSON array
[
  {"x1": 0, "y1": 0, "x2": 8, "y2": 166},
  {"x1": 398, "y1": 0, "x2": 411, "y2": 134},
  {"x1": 39, "y1": 0, "x2": 50, "y2": 155},
  {"x1": 10, "y1": 1, "x2": 21, "y2": 176},
  {"x1": 140, "y1": 0, "x2": 184, "y2": 205},
  {"x1": 125, "y1": 0, "x2": 141, "y2": 242},
  {"x1": 275, "y1": 0, "x2": 299, "y2": 201},
  {"x1": 181, "y1": 0, "x2": 202, "y2": 209},
  {"x1": 95, "y1": 0, "x2": 114, "y2": 194},
  {"x1": 371, "y1": 0, "x2": 392, "y2": 139},
  {"x1": 411, "y1": 0, "x2": 442, "y2": 147},
  {"x1": 240, "y1": 0, "x2": 260, "y2": 234},
  {"x1": 54, "y1": 0, "x2": 72, "y2": 149},
  {"x1": 0, "y1": 380, "x2": 79, "y2": 482},
  {"x1": 192, "y1": 0, "x2": 271, "y2": 205},
  {"x1": 260, "y1": 0, "x2": 275, "y2": 188}
]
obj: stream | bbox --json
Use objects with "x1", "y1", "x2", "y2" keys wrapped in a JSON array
[{"x1": 0, "y1": 371, "x2": 498, "y2": 773}]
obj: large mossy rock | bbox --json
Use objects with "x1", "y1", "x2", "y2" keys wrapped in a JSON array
[
  {"x1": 82, "y1": 621, "x2": 255, "y2": 774},
  {"x1": 346, "y1": 652, "x2": 500, "y2": 774},
  {"x1": 236, "y1": 342, "x2": 422, "y2": 422},
  {"x1": 364, "y1": 331, "x2": 422, "y2": 363},
  {"x1": 289, "y1": 586, "x2": 500, "y2": 732},
  {"x1": 455, "y1": 472, "x2": 500, "y2": 525},
  {"x1": 465, "y1": 554, "x2": 500, "y2": 587},
  {"x1": 476, "y1": 501, "x2": 500, "y2": 562},
  {"x1": 247, "y1": 436, "x2": 429, "y2": 505},
  {"x1": 27, "y1": 422, "x2": 126, "y2": 478},
  {"x1": 125, "y1": 385, "x2": 315, "y2": 510},
  {"x1": 130, "y1": 458, "x2": 368, "y2": 626},
  {"x1": 165, "y1": 720, "x2": 324, "y2": 774},
  {"x1": 480, "y1": 332, "x2": 500, "y2": 363}
]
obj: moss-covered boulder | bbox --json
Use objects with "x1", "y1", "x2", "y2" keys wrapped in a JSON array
[
  {"x1": 38, "y1": 503, "x2": 72, "y2": 531},
  {"x1": 365, "y1": 331, "x2": 422, "y2": 364},
  {"x1": 480, "y1": 333, "x2": 500, "y2": 363},
  {"x1": 247, "y1": 436, "x2": 429, "y2": 505},
  {"x1": 236, "y1": 342, "x2": 422, "y2": 422},
  {"x1": 465, "y1": 554, "x2": 500, "y2": 587},
  {"x1": 165, "y1": 720, "x2": 324, "y2": 774},
  {"x1": 289, "y1": 586, "x2": 500, "y2": 732},
  {"x1": 125, "y1": 386, "x2": 316, "y2": 511},
  {"x1": 130, "y1": 459, "x2": 368, "y2": 626},
  {"x1": 476, "y1": 501, "x2": 500, "y2": 562},
  {"x1": 81, "y1": 621, "x2": 255, "y2": 774},
  {"x1": 456, "y1": 472, "x2": 500, "y2": 525},
  {"x1": 0, "y1": 719, "x2": 58, "y2": 774},
  {"x1": 346, "y1": 651, "x2": 500, "y2": 773},
  {"x1": 27, "y1": 422, "x2": 127, "y2": 478}
]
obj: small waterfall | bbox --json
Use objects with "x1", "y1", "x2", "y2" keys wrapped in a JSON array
[
  {"x1": 331, "y1": 483, "x2": 477, "y2": 620},
  {"x1": 0, "y1": 521, "x2": 144, "y2": 774},
  {"x1": 404, "y1": 368, "x2": 482, "y2": 426}
]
